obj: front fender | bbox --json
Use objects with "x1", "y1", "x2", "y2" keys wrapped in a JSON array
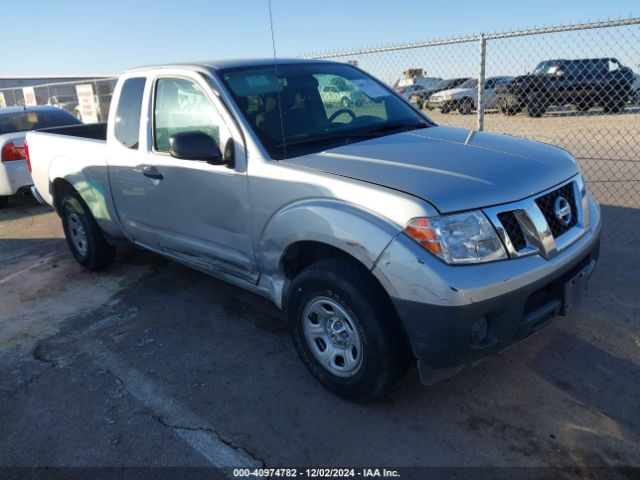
[{"x1": 256, "y1": 198, "x2": 402, "y2": 307}]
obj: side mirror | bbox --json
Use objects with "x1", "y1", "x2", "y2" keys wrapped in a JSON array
[{"x1": 169, "y1": 131, "x2": 224, "y2": 165}]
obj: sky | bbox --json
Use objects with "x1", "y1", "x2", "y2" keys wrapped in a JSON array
[{"x1": 4, "y1": 0, "x2": 639, "y2": 77}]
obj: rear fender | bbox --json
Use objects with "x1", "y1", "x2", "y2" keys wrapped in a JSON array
[{"x1": 49, "y1": 158, "x2": 122, "y2": 239}]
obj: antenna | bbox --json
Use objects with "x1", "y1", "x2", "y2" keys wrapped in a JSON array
[{"x1": 267, "y1": 0, "x2": 286, "y2": 159}]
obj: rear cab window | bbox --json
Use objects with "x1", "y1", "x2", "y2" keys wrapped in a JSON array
[{"x1": 114, "y1": 77, "x2": 146, "y2": 149}]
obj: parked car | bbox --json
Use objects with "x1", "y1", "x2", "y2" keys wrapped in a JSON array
[
  {"x1": 396, "y1": 77, "x2": 442, "y2": 99},
  {"x1": 495, "y1": 58, "x2": 635, "y2": 117},
  {"x1": 410, "y1": 77, "x2": 471, "y2": 109},
  {"x1": 427, "y1": 76, "x2": 514, "y2": 114},
  {"x1": 27, "y1": 59, "x2": 600, "y2": 401},
  {"x1": 319, "y1": 85, "x2": 364, "y2": 107},
  {"x1": 0, "y1": 106, "x2": 81, "y2": 207}
]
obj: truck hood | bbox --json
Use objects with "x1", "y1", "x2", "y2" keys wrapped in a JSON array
[{"x1": 281, "y1": 126, "x2": 578, "y2": 213}]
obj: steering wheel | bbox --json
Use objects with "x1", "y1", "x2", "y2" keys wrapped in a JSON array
[{"x1": 329, "y1": 108, "x2": 356, "y2": 123}]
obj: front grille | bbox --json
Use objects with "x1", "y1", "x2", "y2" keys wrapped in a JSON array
[
  {"x1": 535, "y1": 182, "x2": 578, "y2": 238},
  {"x1": 498, "y1": 211, "x2": 526, "y2": 251}
]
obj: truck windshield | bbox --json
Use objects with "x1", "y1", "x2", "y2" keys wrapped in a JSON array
[{"x1": 218, "y1": 62, "x2": 431, "y2": 159}]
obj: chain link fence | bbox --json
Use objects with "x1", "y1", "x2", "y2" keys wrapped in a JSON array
[
  {"x1": 0, "y1": 78, "x2": 117, "y2": 123},
  {"x1": 305, "y1": 18, "x2": 640, "y2": 245},
  {"x1": 1, "y1": 18, "x2": 637, "y2": 245}
]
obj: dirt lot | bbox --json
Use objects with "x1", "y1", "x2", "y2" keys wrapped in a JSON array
[{"x1": 1, "y1": 113, "x2": 639, "y2": 478}]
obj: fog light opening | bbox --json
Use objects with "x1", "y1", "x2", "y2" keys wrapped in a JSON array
[{"x1": 470, "y1": 316, "x2": 488, "y2": 347}]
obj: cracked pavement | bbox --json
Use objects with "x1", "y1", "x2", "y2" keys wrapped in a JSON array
[{"x1": 1, "y1": 194, "x2": 639, "y2": 478}]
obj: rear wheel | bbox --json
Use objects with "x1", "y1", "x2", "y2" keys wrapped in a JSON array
[
  {"x1": 458, "y1": 97, "x2": 474, "y2": 115},
  {"x1": 60, "y1": 192, "x2": 115, "y2": 270},
  {"x1": 286, "y1": 258, "x2": 411, "y2": 401}
]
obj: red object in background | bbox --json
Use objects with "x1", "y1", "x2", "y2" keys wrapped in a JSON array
[
  {"x1": 24, "y1": 140, "x2": 32, "y2": 172},
  {"x1": 1, "y1": 142, "x2": 26, "y2": 162}
]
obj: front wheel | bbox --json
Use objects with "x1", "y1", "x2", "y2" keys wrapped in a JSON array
[
  {"x1": 60, "y1": 192, "x2": 115, "y2": 270},
  {"x1": 286, "y1": 258, "x2": 411, "y2": 401}
]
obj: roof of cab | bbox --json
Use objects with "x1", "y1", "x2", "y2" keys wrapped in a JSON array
[{"x1": 125, "y1": 58, "x2": 336, "y2": 74}]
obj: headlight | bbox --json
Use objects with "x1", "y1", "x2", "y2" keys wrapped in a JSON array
[{"x1": 404, "y1": 211, "x2": 508, "y2": 264}]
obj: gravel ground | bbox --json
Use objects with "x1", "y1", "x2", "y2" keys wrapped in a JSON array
[{"x1": 0, "y1": 110, "x2": 639, "y2": 479}]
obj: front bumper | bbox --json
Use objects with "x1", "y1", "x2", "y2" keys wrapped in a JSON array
[
  {"x1": 372, "y1": 195, "x2": 601, "y2": 371},
  {"x1": 426, "y1": 98, "x2": 454, "y2": 110},
  {"x1": 495, "y1": 92, "x2": 523, "y2": 109}
]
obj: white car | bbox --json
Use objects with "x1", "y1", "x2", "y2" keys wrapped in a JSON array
[
  {"x1": 319, "y1": 85, "x2": 363, "y2": 107},
  {"x1": 427, "y1": 76, "x2": 514, "y2": 114},
  {"x1": 0, "y1": 106, "x2": 80, "y2": 207}
]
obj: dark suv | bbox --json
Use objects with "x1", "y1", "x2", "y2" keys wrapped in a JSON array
[{"x1": 495, "y1": 58, "x2": 634, "y2": 117}]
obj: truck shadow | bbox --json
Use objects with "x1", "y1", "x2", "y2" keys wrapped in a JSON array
[{"x1": 0, "y1": 193, "x2": 54, "y2": 221}]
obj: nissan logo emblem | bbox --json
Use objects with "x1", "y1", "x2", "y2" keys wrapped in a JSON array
[{"x1": 554, "y1": 196, "x2": 572, "y2": 226}]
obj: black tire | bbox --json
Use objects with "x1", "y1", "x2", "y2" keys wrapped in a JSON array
[
  {"x1": 341, "y1": 96, "x2": 351, "y2": 108},
  {"x1": 525, "y1": 91, "x2": 548, "y2": 117},
  {"x1": 60, "y1": 192, "x2": 115, "y2": 270},
  {"x1": 0, "y1": 196, "x2": 8, "y2": 208},
  {"x1": 440, "y1": 104, "x2": 450, "y2": 114},
  {"x1": 458, "y1": 98, "x2": 474, "y2": 115},
  {"x1": 286, "y1": 258, "x2": 411, "y2": 401}
]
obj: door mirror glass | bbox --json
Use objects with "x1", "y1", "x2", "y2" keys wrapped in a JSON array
[{"x1": 169, "y1": 131, "x2": 224, "y2": 164}]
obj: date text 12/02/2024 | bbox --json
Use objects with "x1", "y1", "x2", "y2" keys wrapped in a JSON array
[{"x1": 232, "y1": 468, "x2": 401, "y2": 478}]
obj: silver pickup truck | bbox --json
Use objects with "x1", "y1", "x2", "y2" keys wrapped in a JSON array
[{"x1": 27, "y1": 59, "x2": 601, "y2": 401}]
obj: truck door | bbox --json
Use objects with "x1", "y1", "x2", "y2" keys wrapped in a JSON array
[
  {"x1": 107, "y1": 76, "x2": 161, "y2": 250},
  {"x1": 141, "y1": 75, "x2": 256, "y2": 282}
]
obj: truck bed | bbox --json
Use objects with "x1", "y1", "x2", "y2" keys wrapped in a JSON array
[
  {"x1": 37, "y1": 122, "x2": 107, "y2": 141},
  {"x1": 26, "y1": 124, "x2": 109, "y2": 208}
]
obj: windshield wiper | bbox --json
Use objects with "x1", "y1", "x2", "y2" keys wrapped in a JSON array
[{"x1": 275, "y1": 120, "x2": 430, "y2": 149}]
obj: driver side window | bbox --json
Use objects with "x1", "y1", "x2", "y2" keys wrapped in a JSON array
[{"x1": 153, "y1": 77, "x2": 228, "y2": 153}]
